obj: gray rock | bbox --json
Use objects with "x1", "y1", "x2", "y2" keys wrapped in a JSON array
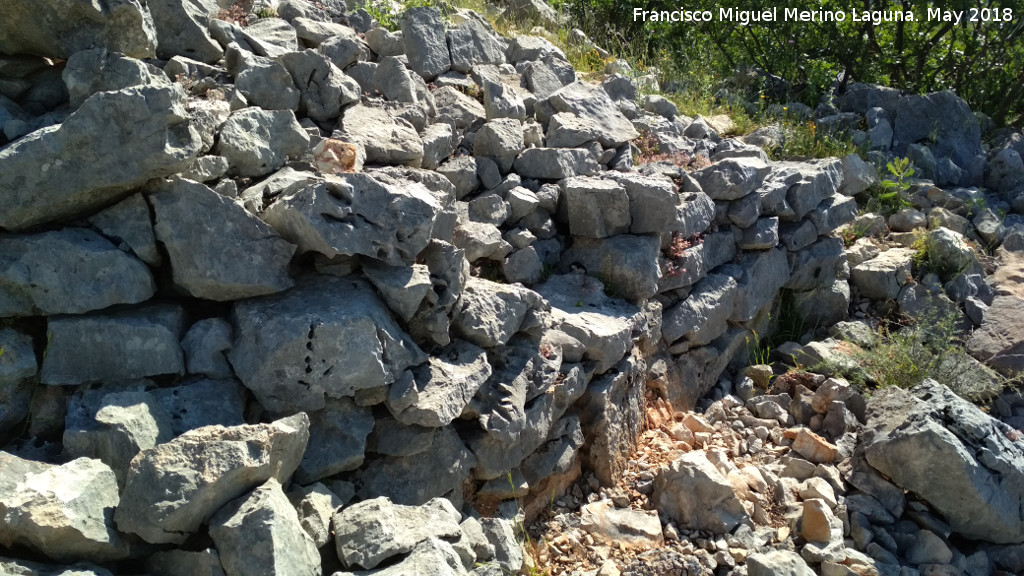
[
  {"x1": 297, "y1": 397, "x2": 374, "y2": 483},
  {"x1": 839, "y1": 153, "x2": 880, "y2": 195},
  {"x1": 148, "y1": 178, "x2": 295, "y2": 300},
  {"x1": 181, "y1": 318, "x2": 234, "y2": 379},
  {"x1": 888, "y1": 208, "x2": 927, "y2": 232},
  {"x1": 653, "y1": 451, "x2": 750, "y2": 534},
  {"x1": 967, "y1": 296, "x2": 1024, "y2": 375},
  {"x1": 480, "y1": 517, "x2": 524, "y2": 573},
  {"x1": 215, "y1": 108, "x2": 309, "y2": 177},
  {"x1": 562, "y1": 176, "x2": 630, "y2": 238},
  {"x1": 287, "y1": 482, "x2": 344, "y2": 549},
  {"x1": 451, "y1": 277, "x2": 546, "y2": 347},
  {"x1": 149, "y1": 0, "x2": 222, "y2": 62},
  {"x1": 513, "y1": 148, "x2": 599, "y2": 179},
  {"x1": 850, "y1": 248, "x2": 915, "y2": 300},
  {"x1": 546, "y1": 112, "x2": 602, "y2": 148},
  {"x1": 354, "y1": 426, "x2": 474, "y2": 505},
  {"x1": 240, "y1": 18, "x2": 300, "y2": 58},
  {"x1": 0, "y1": 228, "x2": 155, "y2": 317},
  {"x1": 0, "y1": 85, "x2": 201, "y2": 231},
  {"x1": 333, "y1": 496, "x2": 462, "y2": 570},
  {"x1": 422, "y1": 123, "x2": 457, "y2": 171},
  {"x1": 785, "y1": 237, "x2": 847, "y2": 292},
  {"x1": 676, "y1": 192, "x2": 716, "y2": 237},
  {"x1": 366, "y1": 417, "x2": 436, "y2": 458},
  {"x1": 364, "y1": 27, "x2": 404, "y2": 57},
  {"x1": 363, "y1": 261, "x2": 432, "y2": 321},
  {"x1": 475, "y1": 118, "x2": 525, "y2": 173},
  {"x1": 986, "y1": 148, "x2": 1024, "y2": 193},
  {"x1": 235, "y1": 54, "x2": 301, "y2": 111},
  {"x1": 150, "y1": 378, "x2": 247, "y2": 435},
  {"x1": 63, "y1": 48, "x2": 170, "y2": 109},
  {"x1": 146, "y1": 549, "x2": 225, "y2": 576},
  {"x1": 0, "y1": 0, "x2": 157, "y2": 59},
  {"x1": 262, "y1": 172, "x2": 440, "y2": 266},
  {"x1": 862, "y1": 379, "x2": 1024, "y2": 543},
  {"x1": 86, "y1": 193, "x2": 162, "y2": 266},
  {"x1": 448, "y1": 16, "x2": 506, "y2": 72},
  {"x1": 437, "y1": 156, "x2": 480, "y2": 199},
  {"x1": 535, "y1": 274, "x2": 636, "y2": 374},
  {"x1": 320, "y1": 34, "x2": 369, "y2": 70},
  {"x1": 547, "y1": 82, "x2": 638, "y2": 146},
  {"x1": 730, "y1": 247, "x2": 790, "y2": 322},
  {"x1": 785, "y1": 158, "x2": 843, "y2": 219},
  {"x1": 41, "y1": 304, "x2": 185, "y2": 385},
  {"x1": 210, "y1": 479, "x2": 321, "y2": 576},
  {"x1": 692, "y1": 157, "x2": 771, "y2": 201},
  {"x1": 501, "y1": 247, "x2": 544, "y2": 284},
  {"x1": 563, "y1": 234, "x2": 661, "y2": 302},
  {"x1": 337, "y1": 104, "x2": 424, "y2": 167},
  {"x1": 433, "y1": 86, "x2": 487, "y2": 130},
  {"x1": 792, "y1": 282, "x2": 850, "y2": 328},
  {"x1": 663, "y1": 274, "x2": 737, "y2": 346},
  {"x1": 581, "y1": 500, "x2": 663, "y2": 548},
  {"x1": 481, "y1": 75, "x2": 527, "y2": 121},
  {"x1": 390, "y1": 339, "x2": 491, "y2": 427},
  {"x1": 281, "y1": 49, "x2": 359, "y2": 122},
  {"x1": 809, "y1": 195, "x2": 858, "y2": 236},
  {"x1": 291, "y1": 17, "x2": 355, "y2": 46},
  {"x1": 229, "y1": 276, "x2": 425, "y2": 413},
  {"x1": 115, "y1": 413, "x2": 309, "y2": 544},
  {"x1": 739, "y1": 217, "x2": 780, "y2": 249},
  {"x1": 63, "y1": 390, "x2": 174, "y2": 487},
  {"x1": 0, "y1": 454, "x2": 128, "y2": 562},
  {"x1": 0, "y1": 328, "x2": 35, "y2": 433},
  {"x1": 402, "y1": 7, "x2": 451, "y2": 80},
  {"x1": 894, "y1": 91, "x2": 982, "y2": 172}
]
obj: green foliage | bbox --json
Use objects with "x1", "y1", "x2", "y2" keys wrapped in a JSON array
[
  {"x1": 255, "y1": 6, "x2": 278, "y2": 18},
  {"x1": 866, "y1": 156, "x2": 914, "y2": 215},
  {"x1": 772, "y1": 121, "x2": 857, "y2": 160},
  {"x1": 559, "y1": 0, "x2": 1024, "y2": 127}
]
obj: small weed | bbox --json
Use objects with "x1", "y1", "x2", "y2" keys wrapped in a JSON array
[
  {"x1": 255, "y1": 6, "x2": 278, "y2": 18},
  {"x1": 866, "y1": 156, "x2": 915, "y2": 216},
  {"x1": 771, "y1": 121, "x2": 857, "y2": 160},
  {"x1": 216, "y1": 0, "x2": 252, "y2": 26},
  {"x1": 746, "y1": 329, "x2": 772, "y2": 367}
]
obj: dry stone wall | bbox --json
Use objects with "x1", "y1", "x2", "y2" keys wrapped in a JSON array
[{"x1": 1, "y1": 1, "x2": 1024, "y2": 575}]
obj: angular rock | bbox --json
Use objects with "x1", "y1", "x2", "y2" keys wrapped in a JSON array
[
  {"x1": 287, "y1": 482, "x2": 344, "y2": 549},
  {"x1": 967, "y1": 296, "x2": 1024, "y2": 374},
  {"x1": 148, "y1": 178, "x2": 295, "y2": 300},
  {"x1": 747, "y1": 550, "x2": 814, "y2": 576},
  {"x1": 0, "y1": 228, "x2": 155, "y2": 317},
  {"x1": 433, "y1": 86, "x2": 486, "y2": 130},
  {"x1": 653, "y1": 451, "x2": 750, "y2": 534},
  {"x1": 580, "y1": 500, "x2": 663, "y2": 548},
  {"x1": 0, "y1": 0, "x2": 157, "y2": 59},
  {"x1": 474, "y1": 118, "x2": 524, "y2": 173},
  {"x1": 354, "y1": 426, "x2": 476, "y2": 505},
  {"x1": 235, "y1": 54, "x2": 301, "y2": 111},
  {"x1": 296, "y1": 397, "x2": 374, "y2": 484},
  {"x1": 894, "y1": 91, "x2": 981, "y2": 171},
  {"x1": 390, "y1": 339, "x2": 491, "y2": 427},
  {"x1": 730, "y1": 247, "x2": 790, "y2": 322},
  {"x1": 229, "y1": 276, "x2": 425, "y2": 413},
  {"x1": 86, "y1": 193, "x2": 162, "y2": 267},
  {"x1": 0, "y1": 328, "x2": 35, "y2": 433},
  {"x1": 547, "y1": 82, "x2": 638, "y2": 146},
  {"x1": 337, "y1": 104, "x2": 424, "y2": 167},
  {"x1": 692, "y1": 157, "x2": 771, "y2": 201},
  {"x1": 150, "y1": 378, "x2": 247, "y2": 435},
  {"x1": 280, "y1": 49, "x2": 360, "y2": 122},
  {"x1": 209, "y1": 479, "x2": 321, "y2": 576},
  {"x1": 149, "y1": 0, "x2": 222, "y2": 63},
  {"x1": 563, "y1": 234, "x2": 661, "y2": 302},
  {"x1": 333, "y1": 497, "x2": 462, "y2": 570},
  {"x1": 63, "y1": 389, "x2": 174, "y2": 487},
  {"x1": 850, "y1": 248, "x2": 915, "y2": 300},
  {"x1": 513, "y1": 148, "x2": 599, "y2": 180},
  {"x1": 41, "y1": 304, "x2": 185, "y2": 385},
  {"x1": 240, "y1": 18, "x2": 300, "y2": 57},
  {"x1": 663, "y1": 274, "x2": 738, "y2": 346},
  {"x1": 0, "y1": 454, "x2": 128, "y2": 562},
  {"x1": 784, "y1": 158, "x2": 843, "y2": 219},
  {"x1": 448, "y1": 16, "x2": 505, "y2": 73},
  {"x1": 262, "y1": 172, "x2": 440, "y2": 266},
  {"x1": 115, "y1": 413, "x2": 309, "y2": 544},
  {"x1": 214, "y1": 108, "x2": 309, "y2": 177},
  {"x1": 180, "y1": 318, "x2": 234, "y2": 379},
  {"x1": 0, "y1": 85, "x2": 201, "y2": 231},
  {"x1": 451, "y1": 278, "x2": 547, "y2": 348},
  {"x1": 562, "y1": 176, "x2": 630, "y2": 238},
  {"x1": 63, "y1": 48, "x2": 170, "y2": 109},
  {"x1": 862, "y1": 379, "x2": 1024, "y2": 543},
  {"x1": 401, "y1": 7, "x2": 451, "y2": 80}
]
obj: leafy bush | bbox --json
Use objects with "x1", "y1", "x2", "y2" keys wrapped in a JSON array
[
  {"x1": 559, "y1": 0, "x2": 1024, "y2": 127},
  {"x1": 865, "y1": 156, "x2": 914, "y2": 215}
]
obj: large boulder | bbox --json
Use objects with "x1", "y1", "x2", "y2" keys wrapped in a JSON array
[
  {"x1": 228, "y1": 276, "x2": 426, "y2": 414},
  {"x1": 0, "y1": 85, "x2": 201, "y2": 231},
  {"x1": 450, "y1": 277, "x2": 547, "y2": 348},
  {"x1": 861, "y1": 379, "x2": 1024, "y2": 543},
  {"x1": 209, "y1": 479, "x2": 321, "y2": 576},
  {"x1": 115, "y1": 413, "x2": 309, "y2": 544},
  {"x1": 0, "y1": 228, "x2": 155, "y2": 317},
  {"x1": 296, "y1": 397, "x2": 374, "y2": 484},
  {"x1": 62, "y1": 48, "x2": 171, "y2": 109},
  {"x1": 389, "y1": 339, "x2": 492, "y2": 428},
  {"x1": 40, "y1": 304, "x2": 186, "y2": 386},
  {"x1": 691, "y1": 157, "x2": 771, "y2": 201},
  {"x1": 562, "y1": 234, "x2": 662, "y2": 302},
  {"x1": 280, "y1": 49, "x2": 360, "y2": 122},
  {"x1": 0, "y1": 0, "x2": 157, "y2": 59},
  {"x1": 894, "y1": 90, "x2": 982, "y2": 172},
  {"x1": 0, "y1": 454, "x2": 129, "y2": 562},
  {"x1": 354, "y1": 426, "x2": 476, "y2": 505},
  {"x1": 261, "y1": 171, "x2": 440, "y2": 266},
  {"x1": 401, "y1": 7, "x2": 451, "y2": 80},
  {"x1": 337, "y1": 104, "x2": 424, "y2": 167},
  {"x1": 147, "y1": 178, "x2": 295, "y2": 300},
  {"x1": 967, "y1": 295, "x2": 1024, "y2": 375},
  {"x1": 561, "y1": 176, "x2": 630, "y2": 238}
]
